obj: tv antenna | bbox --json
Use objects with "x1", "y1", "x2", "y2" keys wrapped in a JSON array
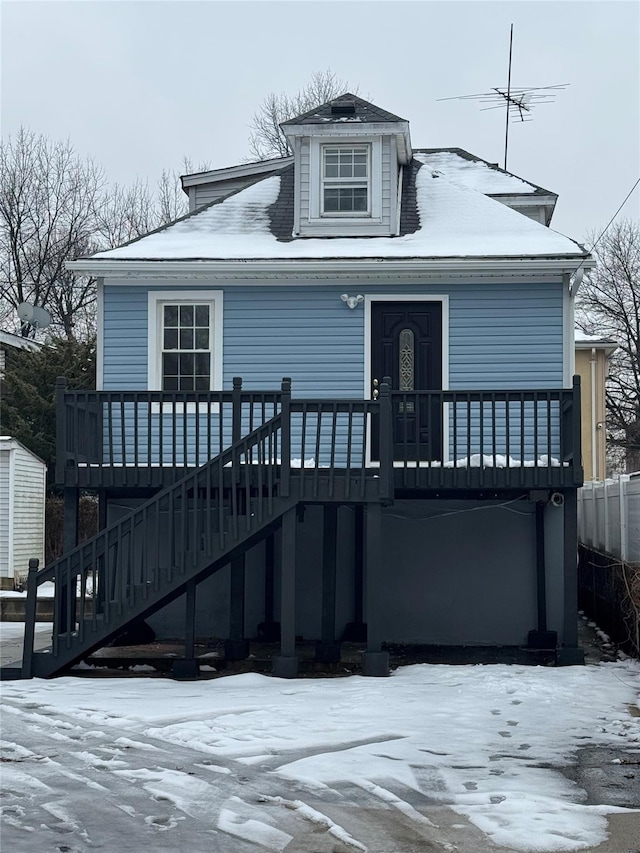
[
  {"x1": 438, "y1": 24, "x2": 569, "y2": 171},
  {"x1": 17, "y1": 301, "x2": 51, "y2": 331}
]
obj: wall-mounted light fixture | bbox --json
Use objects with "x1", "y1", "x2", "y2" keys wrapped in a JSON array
[{"x1": 341, "y1": 293, "x2": 364, "y2": 309}]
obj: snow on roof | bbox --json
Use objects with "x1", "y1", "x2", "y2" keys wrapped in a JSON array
[
  {"x1": 574, "y1": 329, "x2": 618, "y2": 350},
  {"x1": 93, "y1": 167, "x2": 585, "y2": 262},
  {"x1": 414, "y1": 150, "x2": 547, "y2": 196},
  {"x1": 0, "y1": 330, "x2": 43, "y2": 351}
]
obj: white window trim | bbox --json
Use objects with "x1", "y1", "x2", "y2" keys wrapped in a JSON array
[
  {"x1": 148, "y1": 290, "x2": 223, "y2": 393},
  {"x1": 364, "y1": 294, "x2": 450, "y2": 467},
  {"x1": 320, "y1": 144, "x2": 371, "y2": 217},
  {"x1": 309, "y1": 136, "x2": 382, "y2": 224}
]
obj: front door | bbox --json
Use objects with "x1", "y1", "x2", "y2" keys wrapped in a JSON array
[{"x1": 371, "y1": 301, "x2": 443, "y2": 460}]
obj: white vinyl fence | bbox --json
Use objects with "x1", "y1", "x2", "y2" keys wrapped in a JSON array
[{"x1": 578, "y1": 474, "x2": 640, "y2": 563}]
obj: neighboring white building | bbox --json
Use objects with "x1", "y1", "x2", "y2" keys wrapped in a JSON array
[
  {"x1": 0, "y1": 437, "x2": 46, "y2": 588},
  {"x1": 0, "y1": 329, "x2": 42, "y2": 379}
]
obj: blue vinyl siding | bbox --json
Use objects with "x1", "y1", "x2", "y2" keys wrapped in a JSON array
[
  {"x1": 103, "y1": 278, "x2": 564, "y2": 394},
  {"x1": 102, "y1": 278, "x2": 564, "y2": 464}
]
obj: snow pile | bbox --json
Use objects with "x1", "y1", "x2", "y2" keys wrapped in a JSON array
[{"x1": 434, "y1": 454, "x2": 561, "y2": 469}]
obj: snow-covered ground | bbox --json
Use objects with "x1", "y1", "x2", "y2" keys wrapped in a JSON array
[{"x1": 1, "y1": 661, "x2": 639, "y2": 852}]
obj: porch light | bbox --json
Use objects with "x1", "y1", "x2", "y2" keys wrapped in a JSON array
[{"x1": 341, "y1": 293, "x2": 364, "y2": 309}]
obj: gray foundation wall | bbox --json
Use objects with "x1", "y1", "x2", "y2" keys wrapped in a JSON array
[{"x1": 106, "y1": 497, "x2": 567, "y2": 646}]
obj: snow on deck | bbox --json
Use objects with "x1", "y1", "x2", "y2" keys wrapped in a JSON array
[{"x1": 93, "y1": 167, "x2": 585, "y2": 262}]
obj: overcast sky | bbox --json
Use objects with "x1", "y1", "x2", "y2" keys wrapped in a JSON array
[{"x1": 2, "y1": 0, "x2": 638, "y2": 242}]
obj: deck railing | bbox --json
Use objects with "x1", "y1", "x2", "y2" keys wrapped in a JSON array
[
  {"x1": 55, "y1": 377, "x2": 286, "y2": 487},
  {"x1": 56, "y1": 376, "x2": 582, "y2": 491},
  {"x1": 389, "y1": 377, "x2": 583, "y2": 489}
]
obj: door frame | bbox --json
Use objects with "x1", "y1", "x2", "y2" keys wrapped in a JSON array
[{"x1": 364, "y1": 294, "x2": 450, "y2": 466}]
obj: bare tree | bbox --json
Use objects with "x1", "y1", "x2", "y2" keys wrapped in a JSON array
[
  {"x1": 577, "y1": 219, "x2": 640, "y2": 472},
  {"x1": 97, "y1": 157, "x2": 211, "y2": 249},
  {"x1": 248, "y1": 70, "x2": 357, "y2": 161},
  {"x1": 0, "y1": 128, "x2": 105, "y2": 339},
  {"x1": 1, "y1": 129, "x2": 210, "y2": 340}
]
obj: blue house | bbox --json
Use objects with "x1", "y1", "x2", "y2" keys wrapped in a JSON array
[{"x1": 13, "y1": 95, "x2": 593, "y2": 679}]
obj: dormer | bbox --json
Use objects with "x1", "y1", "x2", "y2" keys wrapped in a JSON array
[{"x1": 281, "y1": 94, "x2": 412, "y2": 238}]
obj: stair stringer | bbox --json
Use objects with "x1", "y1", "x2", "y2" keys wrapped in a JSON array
[
  {"x1": 30, "y1": 495, "x2": 299, "y2": 678},
  {"x1": 17, "y1": 415, "x2": 295, "y2": 679}
]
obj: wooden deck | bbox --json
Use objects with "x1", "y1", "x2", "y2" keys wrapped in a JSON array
[{"x1": 56, "y1": 377, "x2": 583, "y2": 493}]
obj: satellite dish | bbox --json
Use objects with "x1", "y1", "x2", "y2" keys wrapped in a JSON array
[{"x1": 17, "y1": 302, "x2": 51, "y2": 330}]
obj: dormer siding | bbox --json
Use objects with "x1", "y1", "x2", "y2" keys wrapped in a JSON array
[{"x1": 296, "y1": 135, "x2": 398, "y2": 238}]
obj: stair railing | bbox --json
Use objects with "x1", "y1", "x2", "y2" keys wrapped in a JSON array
[{"x1": 23, "y1": 408, "x2": 287, "y2": 676}]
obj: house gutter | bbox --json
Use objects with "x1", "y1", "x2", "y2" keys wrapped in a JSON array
[{"x1": 67, "y1": 255, "x2": 595, "y2": 280}]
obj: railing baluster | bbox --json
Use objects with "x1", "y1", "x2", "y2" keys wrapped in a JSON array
[
  {"x1": 346, "y1": 403, "x2": 353, "y2": 500},
  {"x1": 313, "y1": 407, "x2": 322, "y2": 498},
  {"x1": 466, "y1": 393, "x2": 471, "y2": 487},
  {"x1": 533, "y1": 391, "x2": 539, "y2": 487},
  {"x1": 491, "y1": 392, "x2": 497, "y2": 487},
  {"x1": 520, "y1": 392, "x2": 525, "y2": 488},
  {"x1": 547, "y1": 392, "x2": 553, "y2": 482},
  {"x1": 505, "y1": 396, "x2": 511, "y2": 484},
  {"x1": 300, "y1": 406, "x2": 307, "y2": 497}
]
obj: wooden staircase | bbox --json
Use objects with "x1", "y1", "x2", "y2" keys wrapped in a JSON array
[{"x1": 8, "y1": 416, "x2": 300, "y2": 679}]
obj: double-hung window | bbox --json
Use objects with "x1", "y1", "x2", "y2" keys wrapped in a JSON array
[
  {"x1": 321, "y1": 145, "x2": 370, "y2": 216},
  {"x1": 148, "y1": 291, "x2": 223, "y2": 408},
  {"x1": 161, "y1": 304, "x2": 211, "y2": 391}
]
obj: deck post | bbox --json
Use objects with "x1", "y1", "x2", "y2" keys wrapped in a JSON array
[
  {"x1": 61, "y1": 487, "x2": 79, "y2": 632},
  {"x1": 260, "y1": 533, "x2": 279, "y2": 641},
  {"x1": 527, "y1": 499, "x2": 557, "y2": 650},
  {"x1": 280, "y1": 378, "x2": 291, "y2": 498},
  {"x1": 571, "y1": 375, "x2": 584, "y2": 485},
  {"x1": 378, "y1": 378, "x2": 394, "y2": 504},
  {"x1": 173, "y1": 579, "x2": 199, "y2": 679},
  {"x1": 316, "y1": 505, "x2": 340, "y2": 663},
  {"x1": 273, "y1": 507, "x2": 298, "y2": 678},
  {"x1": 232, "y1": 377, "x2": 243, "y2": 444},
  {"x1": 21, "y1": 559, "x2": 39, "y2": 678},
  {"x1": 362, "y1": 502, "x2": 389, "y2": 676},
  {"x1": 343, "y1": 505, "x2": 366, "y2": 641},
  {"x1": 55, "y1": 377, "x2": 67, "y2": 486},
  {"x1": 557, "y1": 490, "x2": 584, "y2": 665},
  {"x1": 225, "y1": 554, "x2": 249, "y2": 660}
]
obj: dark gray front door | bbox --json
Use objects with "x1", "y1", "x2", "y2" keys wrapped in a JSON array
[{"x1": 371, "y1": 301, "x2": 443, "y2": 460}]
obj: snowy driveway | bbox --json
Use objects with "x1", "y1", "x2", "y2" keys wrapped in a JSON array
[{"x1": 1, "y1": 663, "x2": 639, "y2": 852}]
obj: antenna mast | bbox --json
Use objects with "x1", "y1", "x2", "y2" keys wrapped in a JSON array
[
  {"x1": 504, "y1": 23, "x2": 514, "y2": 170},
  {"x1": 437, "y1": 26, "x2": 568, "y2": 172}
]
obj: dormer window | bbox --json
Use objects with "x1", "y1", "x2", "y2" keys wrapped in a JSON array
[{"x1": 322, "y1": 145, "x2": 370, "y2": 216}]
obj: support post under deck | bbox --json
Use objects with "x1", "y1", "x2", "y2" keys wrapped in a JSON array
[
  {"x1": 61, "y1": 488, "x2": 79, "y2": 634},
  {"x1": 173, "y1": 580, "x2": 199, "y2": 679},
  {"x1": 260, "y1": 534, "x2": 279, "y2": 642},
  {"x1": 528, "y1": 500, "x2": 557, "y2": 650},
  {"x1": 557, "y1": 490, "x2": 584, "y2": 665},
  {"x1": 225, "y1": 555, "x2": 250, "y2": 660},
  {"x1": 316, "y1": 505, "x2": 340, "y2": 663},
  {"x1": 273, "y1": 508, "x2": 298, "y2": 678},
  {"x1": 362, "y1": 502, "x2": 389, "y2": 676}
]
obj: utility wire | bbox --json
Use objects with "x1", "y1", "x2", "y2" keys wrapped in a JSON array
[{"x1": 573, "y1": 177, "x2": 640, "y2": 277}]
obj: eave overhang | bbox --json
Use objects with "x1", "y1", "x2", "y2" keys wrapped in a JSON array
[
  {"x1": 67, "y1": 254, "x2": 594, "y2": 281},
  {"x1": 574, "y1": 339, "x2": 618, "y2": 358},
  {"x1": 282, "y1": 121, "x2": 412, "y2": 165},
  {"x1": 180, "y1": 157, "x2": 294, "y2": 193}
]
